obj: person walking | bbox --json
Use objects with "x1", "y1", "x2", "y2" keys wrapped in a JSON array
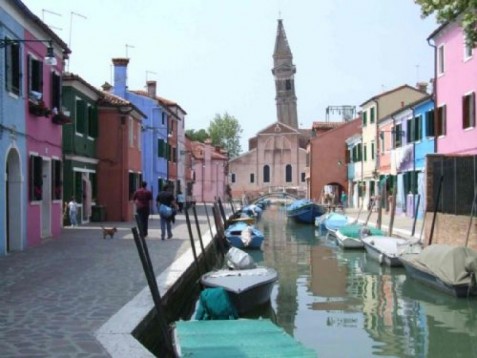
[
  {"x1": 133, "y1": 181, "x2": 153, "y2": 238},
  {"x1": 156, "y1": 184, "x2": 178, "y2": 240},
  {"x1": 176, "y1": 190, "x2": 185, "y2": 213},
  {"x1": 68, "y1": 196, "x2": 78, "y2": 227}
]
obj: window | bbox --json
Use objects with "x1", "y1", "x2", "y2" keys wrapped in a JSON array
[
  {"x1": 5, "y1": 40, "x2": 20, "y2": 95},
  {"x1": 465, "y1": 36, "x2": 473, "y2": 60},
  {"x1": 463, "y1": 92, "x2": 475, "y2": 129},
  {"x1": 51, "y1": 71, "x2": 61, "y2": 111},
  {"x1": 158, "y1": 139, "x2": 166, "y2": 158},
  {"x1": 129, "y1": 172, "x2": 140, "y2": 199},
  {"x1": 370, "y1": 107, "x2": 375, "y2": 124},
  {"x1": 231, "y1": 173, "x2": 236, "y2": 183},
  {"x1": 301, "y1": 172, "x2": 305, "y2": 182},
  {"x1": 28, "y1": 55, "x2": 43, "y2": 95},
  {"x1": 161, "y1": 112, "x2": 166, "y2": 125},
  {"x1": 437, "y1": 105, "x2": 447, "y2": 136},
  {"x1": 438, "y1": 45, "x2": 445, "y2": 75},
  {"x1": 394, "y1": 124, "x2": 403, "y2": 147},
  {"x1": 263, "y1": 165, "x2": 270, "y2": 183},
  {"x1": 352, "y1": 144, "x2": 362, "y2": 162},
  {"x1": 362, "y1": 111, "x2": 367, "y2": 127},
  {"x1": 425, "y1": 109, "x2": 435, "y2": 137},
  {"x1": 285, "y1": 80, "x2": 292, "y2": 90},
  {"x1": 371, "y1": 141, "x2": 375, "y2": 160},
  {"x1": 51, "y1": 159, "x2": 62, "y2": 200},
  {"x1": 285, "y1": 164, "x2": 292, "y2": 182},
  {"x1": 250, "y1": 173, "x2": 254, "y2": 183},
  {"x1": 29, "y1": 155, "x2": 43, "y2": 201},
  {"x1": 172, "y1": 147, "x2": 177, "y2": 163},
  {"x1": 406, "y1": 116, "x2": 422, "y2": 143},
  {"x1": 75, "y1": 98, "x2": 85, "y2": 134},
  {"x1": 363, "y1": 144, "x2": 367, "y2": 161}
]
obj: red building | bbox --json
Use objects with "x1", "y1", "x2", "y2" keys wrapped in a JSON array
[
  {"x1": 307, "y1": 118, "x2": 361, "y2": 203},
  {"x1": 96, "y1": 91, "x2": 145, "y2": 221}
]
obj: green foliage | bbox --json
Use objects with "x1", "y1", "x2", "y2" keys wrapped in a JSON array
[
  {"x1": 185, "y1": 128, "x2": 210, "y2": 143},
  {"x1": 415, "y1": 0, "x2": 477, "y2": 47},
  {"x1": 208, "y1": 112, "x2": 243, "y2": 158}
]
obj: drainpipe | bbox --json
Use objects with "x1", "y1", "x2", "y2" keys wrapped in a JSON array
[
  {"x1": 427, "y1": 37, "x2": 438, "y2": 153},
  {"x1": 411, "y1": 106, "x2": 417, "y2": 219},
  {"x1": 372, "y1": 99, "x2": 380, "y2": 212}
]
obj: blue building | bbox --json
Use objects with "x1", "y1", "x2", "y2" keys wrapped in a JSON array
[
  {"x1": 390, "y1": 95, "x2": 434, "y2": 218},
  {"x1": 111, "y1": 58, "x2": 169, "y2": 200}
]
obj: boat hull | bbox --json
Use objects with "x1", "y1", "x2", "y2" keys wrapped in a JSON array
[
  {"x1": 287, "y1": 203, "x2": 326, "y2": 224},
  {"x1": 362, "y1": 239, "x2": 402, "y2": 267},
  {"x1": 226, "y1": 235, "x2": 264, "y2": 250},
  {"x1": 400, "y1": 257, "x2": 477, "y2": 297},
  {"x1": 201, "y1": 268, "x2": 278, "y2": 313},
  {"x1": 334, "y1": 229, "x2": 364, "y2": 249}
]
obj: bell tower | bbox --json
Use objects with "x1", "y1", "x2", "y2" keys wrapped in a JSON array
[{"x1": 272, "y1": 19, "x2": 298, "y2": 129}]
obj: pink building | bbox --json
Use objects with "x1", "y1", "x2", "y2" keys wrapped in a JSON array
[
  {"x1": 430, "y1": 21, "x2": 477, "y2": 154},
  {"x1": 24, "y1": 31, "x2": 69, "y2": 246},
  {"x1": 190, "y1": 140, "x2": 228, "y2": 203}
]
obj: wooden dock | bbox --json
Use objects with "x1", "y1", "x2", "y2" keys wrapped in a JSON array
[{"x1": 173, "y1": 319, "x2": 316, "y2": 357}]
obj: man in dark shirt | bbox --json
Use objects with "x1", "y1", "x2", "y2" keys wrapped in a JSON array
[
  {"x1": 156, "y1": 184, "x2": 178, "y2": 240},
  {"x1": 133, "y1": 181, "x2": 153, "y2": 238}
]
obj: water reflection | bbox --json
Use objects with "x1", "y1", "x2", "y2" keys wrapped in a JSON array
[{"x1": 252, "y1": 207, "x2": 477, "y2": 358}]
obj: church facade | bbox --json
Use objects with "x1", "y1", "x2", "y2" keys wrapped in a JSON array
[{"x1": 229, "y1": 19, "x2": 309, "y2": 200}]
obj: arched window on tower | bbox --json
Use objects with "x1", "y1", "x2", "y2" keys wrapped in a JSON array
[
  {"x1": 263, "y1": 165, "x2": 270, "y2": 183},
  {"x1": 285, "y1": 79, "x2": 292, "y2": 90},
  {"x1": 285, "y1": 164, "x2": 292, "y2": 182}
]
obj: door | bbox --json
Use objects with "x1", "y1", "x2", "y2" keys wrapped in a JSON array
[{"x1": 6, "y1": 148, "x2": 22, "y2": 252}]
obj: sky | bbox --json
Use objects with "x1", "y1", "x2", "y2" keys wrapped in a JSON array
[{"x1": 23, "y1": 0, "x2": 438, "y2": 152}]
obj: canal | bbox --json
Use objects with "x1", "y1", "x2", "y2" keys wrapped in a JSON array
[{"x1": 218, "y1": 205, "x2": 477, "y2": 358}]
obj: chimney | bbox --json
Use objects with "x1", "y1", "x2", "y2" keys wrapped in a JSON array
[
  {"x1": 416, "y1": 81, "x2": 428, "y2": 93},
  {"x1": 112, "y1": 58, "x2": 129, "y2": 98},
  {"x1": 146, "y1": 80, "x2": 157, "y2": 98},
  {"x1": 101, "y1": 82, "x2": 112, "y2": 93}
]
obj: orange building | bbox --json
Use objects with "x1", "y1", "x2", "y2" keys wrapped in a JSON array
[{"x1": 96, "y1": 92, "x2": 146, "y2": 221}]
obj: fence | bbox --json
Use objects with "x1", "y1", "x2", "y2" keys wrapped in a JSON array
[{"x1": 429, "y1": 155, "x2": 477, "y2": 215}]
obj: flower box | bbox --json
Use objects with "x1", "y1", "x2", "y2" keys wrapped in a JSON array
[
  {"x1": 28, "y1": 100, "x2": 51, "y2": 117},
  {"x1": 52, "y1": 112, "x2": 72, "y2": 125}
]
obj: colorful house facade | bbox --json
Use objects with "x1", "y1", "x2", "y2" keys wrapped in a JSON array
[
  {"x1": 378, "y1": 95, "x2": 434, "y2": 218},
  {"x1": 360, "y1": 84, "x2": 428, "y2": 210},
  {"x1": 96, "y1": 91, "x2": 145, "y2": 221},
  {"x1": 307, "y1": 118, "x2": 361, "y2": 204},
  {"x1": 62, "y1": 73, "x2": 101, "y2": 225},
  {"x1": 1, "y1": 0, "x2": 69, "y2": 255},
  {"x1": 429, "y1": 21, "x2": 477, "y2": 155}
]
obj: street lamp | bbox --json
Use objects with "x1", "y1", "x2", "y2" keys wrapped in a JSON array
[{"x1": 0, "y1": 38, "x2": 57, "y2": 65}]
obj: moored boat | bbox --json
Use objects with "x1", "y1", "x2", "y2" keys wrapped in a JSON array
[
  {"x1": 225, "y1": 222, "x2": 264, "y2": 250},
  {"x1": 334, "y1": 224, "x2": 384, "y2": 249},
  {"x1": 200, "y1": 267, "x2": 278, "y2": 313},
  {"x1": 362, "y1": 236, "x2": 422, "y2": 266},
  {"x1": 400, "y1": 244, "x2": 477, "y2": 297},
  {"x1": 286, "y1": 198, "x2": 326, "y2": 224}
]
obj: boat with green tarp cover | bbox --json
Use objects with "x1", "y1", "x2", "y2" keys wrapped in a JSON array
[
  {"x1": 173, "y1": 319, "x2": 316, "y2": 357},
  {"x1": 334, "y1": 224, "x2": 384, "y2": 249}
]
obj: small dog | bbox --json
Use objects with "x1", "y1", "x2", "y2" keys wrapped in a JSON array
[{"x1": 101, "y1": 226, "x2": 118, "y2": 239}]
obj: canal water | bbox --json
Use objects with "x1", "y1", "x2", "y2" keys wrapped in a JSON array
[{"x1": 214, "y1": 205, "x2": 477, "y2": 358}]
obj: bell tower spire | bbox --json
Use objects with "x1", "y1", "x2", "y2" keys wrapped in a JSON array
[{"x1": 272, "y1": 19, "x2": 298, "y2": 128}]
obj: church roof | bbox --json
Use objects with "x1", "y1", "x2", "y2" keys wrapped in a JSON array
[{"x1": 273, "y1": 19, "x2": 292, "y2": 60}]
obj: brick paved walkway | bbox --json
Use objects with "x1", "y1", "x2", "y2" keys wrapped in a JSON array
[{"x1": 0, "y1": 205, "x2": 216, "y2": 357}]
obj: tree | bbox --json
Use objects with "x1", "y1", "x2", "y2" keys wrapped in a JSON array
[
  {"x1": 208, "y1": 112, "x2": 243, "y2": 158},
  {"x1": 415, "y1": 0, "x2": 477, "y2": 47},
  {"x1": 185, "y1": 128, "x2": 209, "y2": 143}
]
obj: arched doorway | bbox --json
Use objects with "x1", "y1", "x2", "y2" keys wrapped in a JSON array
[{"x1": 6, "y1": 148, "x2": 22, "y2": 253}]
